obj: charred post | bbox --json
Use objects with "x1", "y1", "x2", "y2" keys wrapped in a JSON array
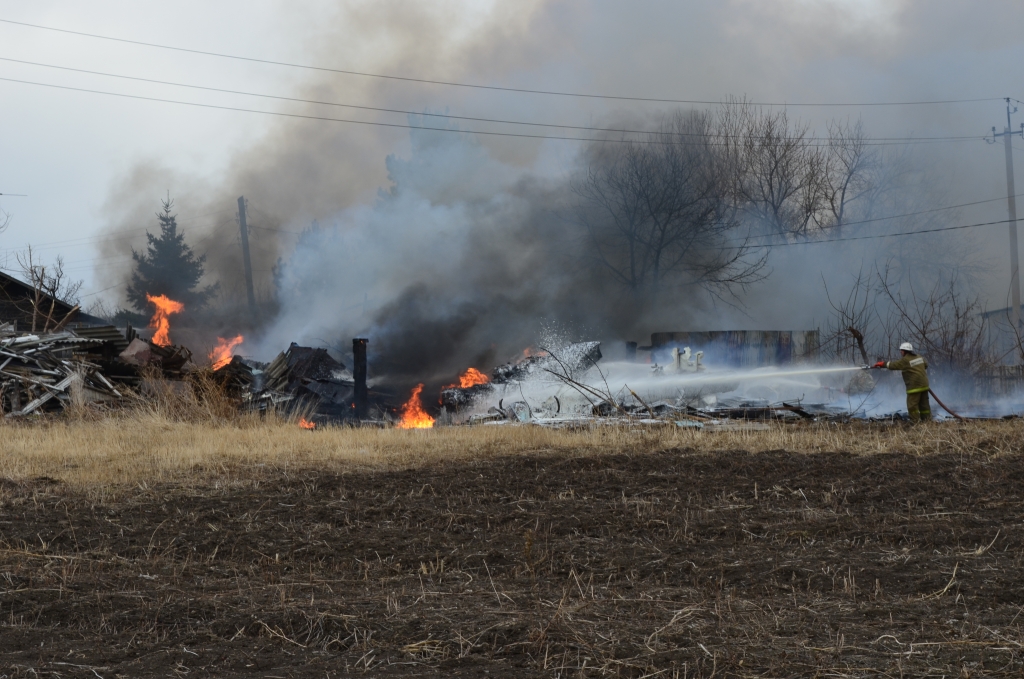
[{"x1": 353, "y1": 337, "x2": 368, "y2": 419}]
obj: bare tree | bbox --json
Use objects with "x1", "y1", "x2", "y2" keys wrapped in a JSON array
[
  {"x1": 15, "y1": 247, "x2": 83, "y2": 332},
  {"x1": 573, "y1": 110, "x2": 767, "y2": 302},
  {"x1": 875, "y1": 262, "x2": 990, "y2": 375},
  {"x1": 815, "y1": 119, "x2": 873, "y2": 236},
  {"x1": 719, "y1": 103, "x2": 824, "y2": 239},
  {"x1": 572, "y1": 142, "x2": 651, "y2": 293},
  {"x1": 714, "y1": 104, "x2": 881, "y2": 243},
  {"x1": 824, "y1": 258, "x2": 995, "y2": 384},
  {"x1": 822, "y1": 270, "x2": 875, "y2": 364}
]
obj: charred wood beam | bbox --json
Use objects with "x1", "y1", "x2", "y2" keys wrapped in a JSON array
[{"x1": 353, "y1": 337, "x2": 368, "y2": 420}]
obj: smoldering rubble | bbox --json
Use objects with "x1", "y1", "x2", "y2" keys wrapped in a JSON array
[
  {"x1": 0, "y1": 323, "x2": 381, "y2": 421},
  {"x1": 1, "y1": 312, "x2": 1014, "y2": 425}
]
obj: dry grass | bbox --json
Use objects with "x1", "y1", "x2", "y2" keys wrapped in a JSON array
[
  {"x1": 4, "y1": 385, "x2": 1024, "y2": 676},
  {"x1": 0, "y1": 412, "x2": 1020, "y2": 488}
]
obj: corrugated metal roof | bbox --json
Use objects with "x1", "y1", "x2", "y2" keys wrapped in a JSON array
[{"x1": 71, "y1": 325, "x2": 130, "y2": 352}]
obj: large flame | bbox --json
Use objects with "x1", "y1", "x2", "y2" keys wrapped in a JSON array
[
  {"x1": 444, "y1": 367, "x2": 490, "y2": 390},
  {"x1": 146, "y1": 294, "x2": 184, "y2": 347},
  {"x1": 209, "y1": 335, "x2": 244, "y2": 370},
  {"x1": 397, "y1": 383, "x2": 435, "y2": 429}
]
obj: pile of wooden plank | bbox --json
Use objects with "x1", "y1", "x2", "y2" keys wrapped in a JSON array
[
  {"x1": 0, "y1": 331, "x2": 124, "y2": 416},
  {"x1": 0, "y1": 325, "x2": 197, "y2": 417}
]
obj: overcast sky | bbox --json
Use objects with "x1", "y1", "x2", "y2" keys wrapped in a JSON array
[{"x1": 1, "y1": 0, "x2": 1023, "y2": 311}]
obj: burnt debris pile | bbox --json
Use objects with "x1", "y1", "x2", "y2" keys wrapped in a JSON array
[
  {"x1": 441, "y1": 341, "x2": 602, "y2": 412},
  {"x1": 434, "y1": 339, "x2": 918, "y2": 426},
  {"x1": 0, "y1": 318, "x2": 996, "y2": 424},
  {"x1": 0, "y1": 323, "x2": 193, "y2": 416},
  {"x1": 0, "y1": 323, "x2": 389, "y2": 421},
  {"x1": 226, "y1": 342, "x2": 384, "y2": 422}
]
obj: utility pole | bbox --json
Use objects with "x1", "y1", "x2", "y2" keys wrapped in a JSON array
[
  {"x1": 237, "y1": 196, "x2": 258, "y2": 321},
  {"x1": 990, "y1": 99, "x2": 1024, "y2": 337}
]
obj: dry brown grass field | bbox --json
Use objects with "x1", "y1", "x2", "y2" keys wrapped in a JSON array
[
  {"x1": 2, "y1": 413, "x2": 1021, "y2": 487},
  {"x1": 2, "y1": 413, "x2": 1024, "y2": 677}
]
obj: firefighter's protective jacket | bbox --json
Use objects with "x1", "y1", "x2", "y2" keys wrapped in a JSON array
[{"x1": 886, "y1": 353, "x2": 929, "y2": 393}]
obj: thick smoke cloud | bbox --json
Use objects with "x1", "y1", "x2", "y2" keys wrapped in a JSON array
[
  {"x1": 264, "y1": 122, "x2": 664, "y2": 387},
  {"x1": 91, "y1": 0, "x2": 1024, "y2": 382}
]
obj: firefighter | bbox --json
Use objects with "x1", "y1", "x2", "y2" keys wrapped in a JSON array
[{"x1": 873, "y1": 342, "x2": 930, "y2": 422}]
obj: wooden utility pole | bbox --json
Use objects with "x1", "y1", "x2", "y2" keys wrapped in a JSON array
[
  {"x1": 237, "y1": 196, "x2": 258, "y2": 320},
  {"x1": 990, "y1": 100, "x2": 1024, "y2": 337}
]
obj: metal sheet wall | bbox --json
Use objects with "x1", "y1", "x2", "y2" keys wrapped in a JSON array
[{"x1": 648, "y1": 330, "x2": 819, "y2": 366}]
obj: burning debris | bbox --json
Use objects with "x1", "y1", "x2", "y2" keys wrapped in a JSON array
[
  {"x1": 0, "y1": 320, "x2": 381, "y2": 423},
  {"x1": 0, "y1": 301, "x2": 981, "y2": 426},
  {"x1": 444, "y1": 367, "x2": 490, "y2": 390},
  {"x1": 145, "y1": 294, "x2": 184, "y2": 347},
  {"x1": 432, "y1": 338, "x2": 922, "y2": 427},
  {"x1": 210, "y1": 335, "x2": 244, "y2": 370},
  {"x1": 397, "y1": 383, "x2": 434, "y2": 429}
]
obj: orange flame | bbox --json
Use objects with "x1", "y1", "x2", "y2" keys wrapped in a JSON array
[
  {"x1": 298, "y1": 417, "x2": 316, "y2": 430},
  {"x1": 397, "y1": 384, "x2": 435, "y2": 429},
  {"x1": 146, "y1": 294, "x2": 184, "y2": 346},
  {"x1": 209, "y1": 335, "x2": 244, "y2": 370},
  {"x1": 522, "y1": 347, "x2": 548, "y2": 359},
  {"x1": 444, "y1": 367, "x2": 490, "y2": 390}
]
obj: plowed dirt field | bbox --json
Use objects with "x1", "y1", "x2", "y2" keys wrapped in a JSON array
[{"x1": 2, "y1": 447, "x2": 1022, "y2": 677}]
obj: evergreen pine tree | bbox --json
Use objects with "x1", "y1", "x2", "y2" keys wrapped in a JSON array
[{"x1": 126, "y1": 198, "x2": 218, "y2": 312}]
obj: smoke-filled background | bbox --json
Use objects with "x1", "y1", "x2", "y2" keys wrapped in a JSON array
[{"x1": 3, "y1": 0, "x2": 1024, "y2": 389}]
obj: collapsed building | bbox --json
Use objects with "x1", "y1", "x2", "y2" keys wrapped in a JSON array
[{"x1": 0, "y1": 273, "x2": 974, "y2": 427}]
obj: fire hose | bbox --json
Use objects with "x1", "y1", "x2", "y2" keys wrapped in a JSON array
[
  {"x1": 865, "y1": 365, "x2": 966, "y2": 421},
  {"x1": 927, "y1": 389, "x2": 966, "y2": 421}
]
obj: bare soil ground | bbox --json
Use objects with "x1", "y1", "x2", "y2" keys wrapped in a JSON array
[{"x1": 2, "y1": 427, "x2": 1023, "y2": 677}]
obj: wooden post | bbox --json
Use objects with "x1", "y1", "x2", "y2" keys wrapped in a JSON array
[
  {"x1": 353, "y1": 338, "x2": 368, "y2": 420},
  {"x1": 237, "y1": 196, "x2": 258, "y2": 320}
]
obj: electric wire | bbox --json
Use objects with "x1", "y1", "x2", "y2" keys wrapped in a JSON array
[
  {"x1": 79, "y1": 283, "x2": 121, "y2": 299},
  {"x1": 253, "y1": 192, "x2": 1024, "y2": 239},
  {"x1": 31, "y1": 215, "x2": 1024, "y2": 294},
  {"x1": 0, "y1": 209, "x2": 234, "y2": 253},
  {"x1": 0, "y1": 17, "x2": 1003, "y2": 108},
  {"x1": 2, "y1": 220, "x2": 231, "y2": 275},
  {"x1": 0, "y1": 56, "x2": 990, "y2": 142},
  {"x1": 7, "y1": 190, "x2": 1020, "y2": 268},
  {"x1": 741, "y1": 217, "x2": 1015, "y2": 248},
  {"x1": 0, "y1": 76, "x2": 988, "y2": 147}
]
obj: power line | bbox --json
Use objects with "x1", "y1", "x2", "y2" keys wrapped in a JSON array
[
  {"x1": 0, "y1": 76, "x2": 986, "y2": 147},
  {"x1": 748, "y1": 217, "x2": 1014, "y2": 248},
  {"x1": 740, "y1": 192, "x2": 1024, "y2": 242},
  {"x1": 0, "y1": 209, "x2": 233, "y2": 253},
  {"x1": 0, "y1": 56, "x2": 990, "y2": 142},
  {"x1": 0, "y1": 17, "x2": 1003, "y2": 108},
  {"x1": 2, "y1": 220, "x2": 230, "y2": 274},
  {"x1": 79, "y1": 283, "x2": 121, "y2": 299},
  {"x1": 56, "y1": 217, "x2": 1019, "y2": 277},
  {"x1": 8, "y1": 190, "x2": 1018, "y2": 265}
]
